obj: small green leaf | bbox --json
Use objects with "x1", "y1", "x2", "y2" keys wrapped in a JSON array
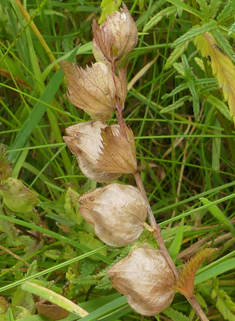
[
  {"x1": 78, "y1": 232, "x2": 107, "y2": 261},
  {"x1": 160, "y1": 96, "x2": 192, "y2": 113},
  {"x1": 172, "y1": 20, "x2": 217, "y2": 47},
  {"x1": 64, "y1": 188, "x2": 83, "y2": 225},
  {"x1": 164, "y1": 40, "x2": 189, "y2": 70},
  {"x1": 163, "y1": 306, "x2": 189, "y2": 321},
  {"x1": 200, "y1": 198, "x2": 235, "y2": 237},
  {"x1": 211, "y1": 287, "x2": 235, "y2": 321},
  {"x1": 98, "y1": 0, "x2": 122, "y2": 24}
]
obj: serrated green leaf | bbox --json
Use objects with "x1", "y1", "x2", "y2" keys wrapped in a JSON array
[
  {"x1": 161, "y1": 96, "x2": 192, "y2": 113},
  {"x1": 143, "y1": 6, "x2": 177, "y2": 32},
  {"x1": 217, "y1": 0, "x2": 233, "y2": 21},
  {"x1": 162, "y1": 83, "x2": 188, "y2": 99},
  {"x1": 196, "y1": 0, "x2": 208, "y2": 15},
  {"x1": 163, "y1": 306, "x2": 189, "y2": 321},
  {"x1": 172, "y1": 20, "x2": 217, "y2": 47},
  {"x1": 200, "y1": 198, "x2": 235, "y2": 237},
  {"x1": 12, "y1": 287, "x2": 34, "y2": 313},
  {"x1": 212, "y1": 29, "x2": 235, "y2": 62},
  {"x1": 169, "y1": 218, "x2": 184, "y2": 262},
  {"x1": 228, "y1": 22, "x2": 235, "y2": 36},
  {"x1": 25, "y1": 260, "x2": 38, "y2": 278},
  {"x1": 164, "y1": 40, "x2": 189, "y2": 70},
  {"x1": 208, "y1": 0, "x2": 222, "y2": 18},
  {"x1": 211, "y1": 288, "x2": 235, "y2": 321}
]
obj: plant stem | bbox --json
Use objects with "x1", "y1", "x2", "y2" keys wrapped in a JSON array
[
  {"x1": 134, "y1": 171, "x2": 179, "y2": 278},
  {"x1": 187, "y1": 296, "x2": 209, "y2": 321}
]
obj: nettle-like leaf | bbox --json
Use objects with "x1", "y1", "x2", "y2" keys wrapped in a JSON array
[
  {"x1": 163, "y1": 306, "x2": 189, "y2": 321},
  {"x1": 211, "y1": 287, "x2": 235, "y2": 321},
  {"x1": 172, "y1": 248, "x2": 215, "y2": 298},
  {"x1": 0, "y1": 144, "x2": 12, "y2": 180},
  {"x1": 211, "y1": 29, "x2": 235, "y2": 62},
  {"x1": 208, "y1": 0, "x2": 222, "y2": 18},
  {"x1": 172, "y1": 20, "x2": 217, "y2": 48},
  {"x1": 194, "y1": 32, "x2": 235, "y2": 124},
  {"x1": 164, "y1": 40, "x2": 189, "y2": 70},
  {"x1": 143, "y1": 6, "x2": 177, "y2": 33},
  {"x1": 217, "y1": 1, "x2": 233, "y2": 22}
]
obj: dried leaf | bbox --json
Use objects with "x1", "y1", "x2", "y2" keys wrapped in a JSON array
[
  {"x1": 194, "y1": 32, "x2": 235, "y2": 124},
  {"x1": 97, "y1": 125, "x2": 137, "y2": 174},
  {"x1": 36, "y1": 300, "x2": 69, "y2": 321},
  {"x1": 172, "y1": 248, "x2": 215, "y2": 298}
]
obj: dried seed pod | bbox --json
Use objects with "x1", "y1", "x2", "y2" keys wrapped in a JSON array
[
  {"x1": 107, "y1": 247, "x2": 175, "y2": 316},
  {"x1": 64, "y1": 121, "x2": 137, "y2": 182},
  {"x1": 92, "y1": 3, "x2": 138, "y2": 64},
  {"x1": 78, "y1": 183, "x2": 148, "y2": 246},
  {"x1": 63, "y1": 121, "x2": 121, "y2": 182},
  {"x1": 61, "y1": 61, "x2": 116, "y2": 121}
]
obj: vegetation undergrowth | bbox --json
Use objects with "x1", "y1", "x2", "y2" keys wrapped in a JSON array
[{"x1": 1, "y1": 0, "x2": 235, "y2": 320}]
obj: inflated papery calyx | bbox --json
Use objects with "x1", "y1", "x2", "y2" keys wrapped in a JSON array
[
  {"x1": 107, "y1": 247, "x2": 175, "y2": 316},
  {"x1": 63, "y1": 121, "x2": 137, "y2": 182},
  {"x1": 63, "y1": 121, "x2": 121, "y2": 182},
  {"x1": 78, "y1": 183, "x2": 148, "y2": 246},
  {"x1": 92, "y1": 3, "x2": 138, "y2": 64},
  {"x1": 61, "y1": 61, "x2": 116, "y2": 121}
]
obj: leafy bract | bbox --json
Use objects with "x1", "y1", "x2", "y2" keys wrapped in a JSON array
[{"x1": 194, "y1": 32, "x2": 235, "y2": 124}]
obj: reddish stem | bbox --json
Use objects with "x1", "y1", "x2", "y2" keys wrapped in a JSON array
[{"x1": 134, "y1": 171, "x2": 178, "y2": 278}]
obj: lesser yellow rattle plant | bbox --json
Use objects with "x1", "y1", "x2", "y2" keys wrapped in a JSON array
[{"x1": 61, "y1": 3, "x2": 214, "y2": 319}]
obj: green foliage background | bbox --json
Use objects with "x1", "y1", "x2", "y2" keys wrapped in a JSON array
[{"x1": 1, "y1": 0, "x2": 235, "y2": 320}]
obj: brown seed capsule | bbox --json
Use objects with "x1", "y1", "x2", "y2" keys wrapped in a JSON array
[
  {"x1": 107, "y1": 247, "x2": 175, "y2": 316},
  {"x1": 78, "y1": 183, "x2": 148, "y2": 246},
  {"x1": 63, "y1": 121, "x2": 122, "y2": 182},
  {"x1": 61, "y1": 61, "x2": 116, "y2": 121},
  {"x1": 92, "y1": 3, "x2": 138, "y2": 64},
  {"x1": 64, "y1": 121, "x2": 137, "y2": 181}
]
